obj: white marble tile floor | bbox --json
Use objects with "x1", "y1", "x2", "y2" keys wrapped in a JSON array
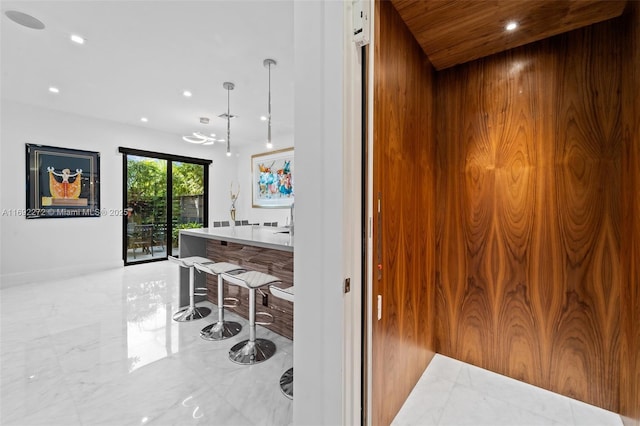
[
  {"x1": 1, "y1": 261, "x2": 292, "y2": 426},
  {"x1": 2, "y1": 261, "x2": 625, "y2": 426},
  {"x1": 392, "y1": 354, "x2": 623, "y2": 426}
]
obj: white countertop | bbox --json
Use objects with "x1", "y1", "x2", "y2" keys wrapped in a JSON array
[{"x1": 180, "y1": 226, "x2": 294, "y2": 252}]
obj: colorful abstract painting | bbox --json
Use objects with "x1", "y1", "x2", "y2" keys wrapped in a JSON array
[{"x1": 251, "y1": 148, "x2": 294, "y2": 208}]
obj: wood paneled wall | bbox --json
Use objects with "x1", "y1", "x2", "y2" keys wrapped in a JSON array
[
  {"x1": 372, "y1": 1, "x2": 436, "y2": 425},
  {"x1": 620, "y1": 3, "x2": 640, "y2": 425},
  {"x1": 435, "y1": 18, "x2": 626, "y2": 410}
]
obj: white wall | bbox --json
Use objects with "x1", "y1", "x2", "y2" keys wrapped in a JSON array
[
  {"x1": 293, "y1": 1, "x2": 345, "y2": 425},
  {"x1": 0, "y1": 100, "x2": 236, "y2": 286}
]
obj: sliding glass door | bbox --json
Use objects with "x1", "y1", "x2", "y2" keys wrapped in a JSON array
[
  {"x1": 171, "y1": 161, "x2": 205, "y2": 256},
  {"x1": 125, "y1": 155, "x2": 168, "y2": 262},
  {"x1": 120, "y1": 148, "x2": 210, "y2": 265}
]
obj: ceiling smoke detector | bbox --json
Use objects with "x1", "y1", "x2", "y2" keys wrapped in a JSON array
[{"x1": 199, "y1": 117, "x2": 209, "y2": 124}]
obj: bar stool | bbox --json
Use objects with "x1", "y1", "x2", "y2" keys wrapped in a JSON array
[
  {"x1": 168, "y1": 256, "x2": 213, "y2": 322},
  {"x1": 222, "y1": 270, "x2": 280, "y2": 365},
  {"x1": 193, "y1": 261, "x2": 246, "y2": 340},
  {"x1": 269, "y1": 285, "x2": 294, "y2": 399}
]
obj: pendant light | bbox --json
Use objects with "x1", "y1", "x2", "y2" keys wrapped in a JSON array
[
  {"x1": 182, "y1": 132, "x2": 216, "y2": 145},
  {"x1": 222, "y1": 82, "x2": 234, "y2": 157},
  {"x1": 264, "y1": 58, "x2": 277, "y2": 149}
]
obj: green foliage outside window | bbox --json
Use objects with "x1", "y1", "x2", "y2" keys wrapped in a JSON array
[
  {"x1": 172, "y1": 222, "x2": 203, "y2": 246},
  {"x1": 127, "y1": 158, "x2": 204, "y2": 226},
  {"x1": 172, "y1": 162, "x2": 204, "y2": 196}
]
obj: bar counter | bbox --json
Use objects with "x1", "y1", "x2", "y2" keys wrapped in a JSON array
[
  {"x1": 178, "y1": 226, "x2": 294, "y2": 339},
  {"x1": 180, "y1": 226, "x2": 293, "y2": 252}
]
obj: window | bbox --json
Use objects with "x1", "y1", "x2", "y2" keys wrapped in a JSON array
[{"x1": 119, "y1": 148, "x2": 211, "y2": 265}]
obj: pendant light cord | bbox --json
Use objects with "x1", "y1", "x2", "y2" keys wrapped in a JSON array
[
  {"x1": 264, "y1": 58, "x2": 276, "y2": 149},
  {"x1": 268, "y1": 62, "x2": 272, "y2": 146},
  {"x1": 227, "y1": 84, "x2": 231, "y2": 155}
]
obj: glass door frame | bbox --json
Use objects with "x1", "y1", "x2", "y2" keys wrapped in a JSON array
[{"x1": 119, "y1": 147, "x2": 211, "y2": 265}]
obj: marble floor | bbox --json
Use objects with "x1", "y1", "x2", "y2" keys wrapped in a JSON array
[
  {"x1": 1, "y1": 261, "x2": 625, "y2": 426},
  {"x1": 0, "y1": 261, "x2": 293, "y2": 426},
  {"x1": 392, "y1": 354, "x2": 623, "y2": 426}
]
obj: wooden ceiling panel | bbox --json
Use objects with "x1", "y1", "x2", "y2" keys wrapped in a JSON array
[{"x1": 391, "y1": 0, "x2": 627, "y2": 70}]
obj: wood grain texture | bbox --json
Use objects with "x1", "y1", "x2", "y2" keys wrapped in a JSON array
[
  {"x1": 435, "y1": 18, "x2": 625, "y2": 410},
  {"x1": 205, "y1": 239, "x2": 294, "y2": 339},
  {"x1": 391, "y1": 0, "x2": 627, "y2": 70},
  {"x1": 372, "y1": 1, "x2": 436, "y2": 425},
  {"x1": 620, "y1": 3, "x2": 640, "y2": 425}
]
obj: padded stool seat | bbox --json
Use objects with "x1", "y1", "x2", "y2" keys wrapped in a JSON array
[
  {"x1": 222, "y1": 270, "x2": 281, "y2": 365},
  {"x1": 269, "y1": 286, "x2": 294, "y2": 303},
  {"x1": 193, "y1": 261, "x2": 245, "y2": 340},
  {"x1": 169, "y1": 256, "x2": 213, "y2": 268},
  {"x1": 225, "y1": 271, "x2": 282, "y2": 289},
  {"x1": 269, "y1": 285, "x2": 294, "y2": 399},
  {"x1": 169, "y1": 256, "x2": 214, "y2": 322}
]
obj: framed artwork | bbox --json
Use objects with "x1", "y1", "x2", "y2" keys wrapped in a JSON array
[
  {"x1": 251, "y1": 147, "x2": 294, "y2": 208},
  {"x1": 25, "y1": 144, "x2": 100, "y2": 219}
]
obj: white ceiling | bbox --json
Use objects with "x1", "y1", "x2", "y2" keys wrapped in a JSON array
[{"x1": 1, "y1": 0, "x2": 295, "y2": 147}]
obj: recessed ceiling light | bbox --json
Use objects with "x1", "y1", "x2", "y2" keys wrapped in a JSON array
[
  {"x1": 70, "y1": 34, "x2": 85, "y2": 44},
  {"x1": 260, "y1": 116, "x2": 267, "y2": 121},
  {"x1": 140, "y1": 117, "x2": 148, "y2": 123},
  {"x1": 5, "y1": 10, "x2": 45, "y2": 30},
  {"x1": 210, "y1": 133, "x2": 216, "y2": 137},
  {"x1": 48, "y1": 86, "x2": 59, "y2": 94},
  {"x1": 505, "y1": 21, "x2": 518, "y2": 31},
  {"x1": 183, "y1": 90, "x2": 192, "y2": 97}
]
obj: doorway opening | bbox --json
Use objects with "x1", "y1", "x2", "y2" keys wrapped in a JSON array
[{"x1": 119, "y1": 147, "x2": 211, "y2": 265}]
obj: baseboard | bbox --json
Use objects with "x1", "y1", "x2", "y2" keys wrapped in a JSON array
[{"x1": 0, "y1": 260, "x2": 124, "y2": 289}]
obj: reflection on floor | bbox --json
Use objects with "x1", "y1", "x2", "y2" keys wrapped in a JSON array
[
  {"x1": 126, "y1": 245, "x2": 174, "y2": 263},
  {"x1": 0, "y1": 261, "x2": 293, "y2": 426},
  {"x1": 392, "y1": 354, "x2": 623, "y2": 426}
]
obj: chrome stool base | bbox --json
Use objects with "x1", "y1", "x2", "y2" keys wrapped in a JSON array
[
  {"x1": 172, "y1": 306, "x2": 211, "y2": 322},
  {"x1": 280, "y1": 367, "x2": 293, "y2": 399},
  {"x1": 200, "y1": 321, "x2": 242, "y2": 341},
  {"x1": 229, "y1": 338, "x2": 276, "y2": 365}
]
